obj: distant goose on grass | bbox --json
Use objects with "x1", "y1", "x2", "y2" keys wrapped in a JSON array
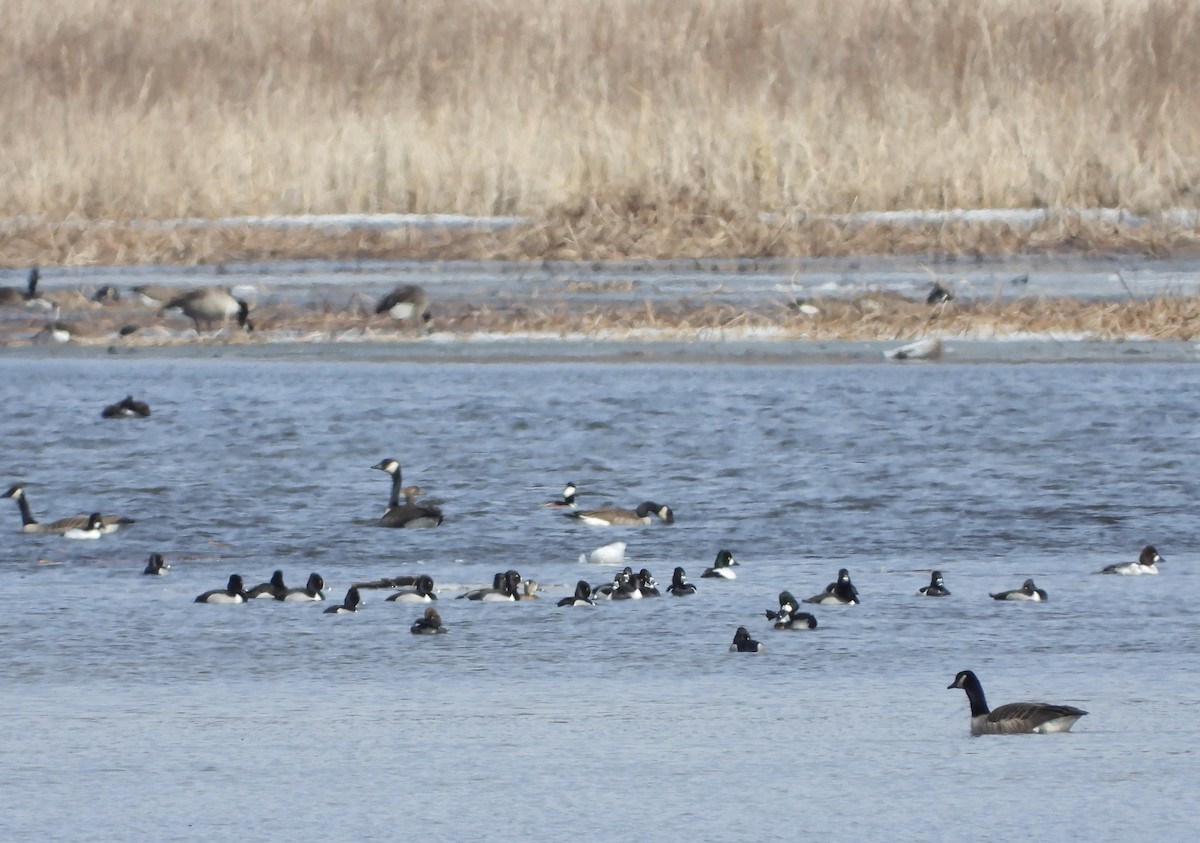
[
  {"x1": 0, "y1": 268, "x2": 44, "y2": 307},
  {"x1": 410, "y1": 607, "x2": 447, "y2": 634},
  {"x1": 324, "y1": 587, "x2": 362, "y2": 614},
  {"x1": 371, "y1": 459, "x2": 443, "y2": 528},
  {"x1": 666, "y1": 567, "x2": 696, "y2": 596},
  {"x1": 101, "y1": 395, "x2": 151, "y2": 418},
  {"x1": 245, "y1": 570, "x2": 288, "y2": 600},
  {"x1": 557, "y1": 580, "x2": 595, "y2": 607},
  {"x1": 375, "y1": 285, "x2": 431, "y2": 324},
  {"x1": 919, "y1": 571, "x2": 950, "y2": 596},
  {"x1": 142, "y1": 553, "x2": 170, "y2": 576},
  {"x1": 990, "y1": 578, "x2": 1047, "y2": 602},
  {"x1": 544, "y1": 482, "x2": 579, "y2": 509},
  {"x1": 277, "y1": 572, "x2": 326, "y2": 602},
  {"x1": 567, "y1": 501, "x2": 674, "y2": 527},
  {"x1": 926, "y1": 281, "x2": 953, "y2": 305},
  {"x1": 195, "y1": 575, "x2": 247, "y2": 604},
  {"x1": 1100, "y1": 545, "x2": 1163, "y2": 575},
  {"x1": 3, "y1": 485, "x2": 134, "y2": 534},
  {"x1": 161, "y1": 287, "x2": 253, "y2": 333},
  {"x1": 701, "y1": 549, "x2": 738, "y2": 579},
  {"x1": 63, "y1": 513, "x2": 105, "y2": 540},
  {"x1": 730, "y1": 627, "x2": 765, "y2": 653},
  {"x1": 805, "y1": 568, "x2": 860, "y2": 605},
  {"x1": 885, "y1": 337, "x2": 943, "y2": 361},
  {"x1": 386, "y1": 574, "x2": 437, "y2": 603},
  {"x1": 948, "y1": 670, "x2": 1088, "y2": 736}
]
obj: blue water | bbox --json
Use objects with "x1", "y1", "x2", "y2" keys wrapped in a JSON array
[{"x1": 1, "y1": 355, "x2": 1198, "y2": 841}]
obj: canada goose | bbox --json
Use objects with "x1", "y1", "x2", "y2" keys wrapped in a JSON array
[
  {"x1": 131, "y1": 284, "x2": 178, "y2": 307},
  {"x1": 885, "y1": 337, "x2": 943, "y2": 361},
  {"x1": 161, "y1": 287, "x2": 253, "y2": 333},
  {"x1": 1100, "y1": 545, "x2": 1163, "y2": 575},
  {"x1": 277, "y1": 572, "x2": 325, "y2": 602},
  {"x1": 567, "y1": 501, "x2": 674, "y2": 527},
  {"x1": 544, "y1": 482, "x2": 578, "y2": 508},
  {"x1": 324, "y1": 587, "x2": 362, "y2": 614},
  {"x1": 63, "y1": 513, "x2": 105, "y2": 540},
  {"x1": 386, "y1": 574, "x2": 437, "y2": 603},
  {"x1": 91, "y1": 285, "x2": 120, "y2": 304},
  {"x1": 948, "y1": 670, "x2": 1088, "y2": 736},
  {"x1": 919, "y1": 571, "x2": 951, "y2": 596},
  {"x1": 579, "y1": 541, "x2": 626, "y2": 565},
  {"x1": 371, "y1": 459, "x2": 444, "y2": 528},
  {"x1": 31, "y1": 315, "x2": 71, "y2": 344},
  {"x1": 195, "y1": 575, "x2": 247, "y2": 604},
  {"x1": 142, "y1": 553, "x2": 170, "y2": 575},
  {"x1": 3, "y1": 485, "x2": 134, "y2": 534},
  {"x1": 701, "y1": 549, "x2": 738, "y2": 579},
  {"x1": 375, "y1": 285, "x2": 431, "y2": 324},
  {"x1": 410, "y1": 606, "x2": 447, "y2": 634},
  {"x1": 772, "y1": 608, "x2": 818, "y2": 631},
  {"x1": 101, "y1": 395, "x2": 151, "y2": 418},
  {"x1": 245, "y1": 570, "x2": 288, "y2": 600},
  {"x1": 0, "y1": 268, "x2": 43, "y2": 307},
  {"x1": 990, "y1": 578, "x2": 1047, "y2": 601},
  {"x1": 666, "y1": 567, "x2": 696, "y2": 596},
  {"x1": 730, "y1": 627, "x2": 764, "y2": 653},
  {"x1": 805, "y1": 568, "x2": 860, "y2": 605},
  {"x1": 926, "y1": 281, "x2": 953, "y2": 304},
  {"x1": 557, "y1": 580, "x2": 595, "y2": 607},
  {"x1": 765, "y1": 591, "x2": 800, "y2": 620}
]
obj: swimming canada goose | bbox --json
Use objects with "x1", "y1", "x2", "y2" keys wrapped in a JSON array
[
  {"x1": 566, "y1": 501, "x2": 674, "y2": 527},
  {"x1": 410, "y1": 606, "x2": 447, "y2": 634},
  {"x1": 101, "y1": 395, "x2": 151, "y2": 418},
  {"x1": 277, "y1": 572, "x2": 326, "y2": 602},
  {"x1": 371, "y1": 459, "x2": 444, "y2": 528},
  {"x1": 666, "y1": 567, "x2": 697, "y2": 596},
  {"x1": 63, "y1": 513, "x2": 105, "y2": 540},
  {"x1": 557, "y1": 580, "x2": 595, "y2": 607},
  {"x1": 885, "y1": 337, "x2": 943, "y2": 361},
  {"x1": 919, "y1": 571, "x2": 951, "y2": 596},
  {"x1": 0, "y1": 268, "x2": 43, "y2": 307},
  {"x1": 990, "y1": 578, "x2": 1047, "y2": 601},
  {"x1": 3, "y1": 485, "x2": 134, "y2": 534},
  {"x1": 161, "y1": 287, "x2": 253, "y2": 333},
  {"x1": 948, "y1": 670, "x2": 1088, "y2": 736},
  {"x1": 730, "y1": 627, "x2": 765, "y2": 653},
  {"x1": 1100, "y1": 545, "x2": 1164, "y2": 575},
  {"x1": 386, "y1": 574, "x2": 437, "y2": 603},
  {"x1": 142, "y1": 553, "x2": 170, "y2": 575},
  {"x1": 324, "y1": 587, "x2": 362, "y2": 614},
  {"x1": 375, "y1": 285, "x2": 431, "y2": 324},
  {"x1": 805, "y1": 568, "x2": 860, "y2": 605},
  {"x1": 195, "y1": 574, "x2": 248, "y2": 604},
  {"x1": 701, "y1": 549, "x2": 738, "y2": 579},
  {"x1": 245, "y1": 570, "x2": 288, "y2": 600},
  {"x1": 544, "y1": 482, "x2": 578, "y2": 508}
]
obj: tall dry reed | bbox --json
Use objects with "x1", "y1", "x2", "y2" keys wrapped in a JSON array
[{"x1": 1, "y1": 0, "x2": 1198, "y2": 253}]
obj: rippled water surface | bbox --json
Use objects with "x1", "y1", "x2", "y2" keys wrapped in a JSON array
[{"x1": 2, "y1": 354, "x2": 1198, "y2": 841}]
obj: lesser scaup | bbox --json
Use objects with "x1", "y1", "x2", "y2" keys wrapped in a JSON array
[
  {"x1": 195, "y1": 574, "x2": 247, "y2": 604},
  {"x1": 324, "y1": 587, "x2": 362, "y2": 614},
  {"x1": 277, "y1": 572, "x2": 326, "y2": 602},
  {"x1": 386, "y1": 574, "x2": 437, "y2": 603},
  {"x1": 246, "y1": 570, "x2": 288, "y2": 600}
]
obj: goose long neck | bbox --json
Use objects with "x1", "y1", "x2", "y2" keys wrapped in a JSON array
[
  {"x1": 964, "y1": 679, "x2": 990, "y2": 717},
  {"x1": 12, "y1": 491, "x2": 37, "y2": 526},
  {"x1": 388, "y1": 471, "x2": 402, "y2": 508}
]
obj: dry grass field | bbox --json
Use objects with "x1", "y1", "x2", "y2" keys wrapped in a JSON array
[{"x1": 2, "y1": 0, "x2": 1200, "y2": 266}]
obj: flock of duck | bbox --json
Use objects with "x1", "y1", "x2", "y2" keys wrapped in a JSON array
[{"x1": 6, "y1": 451, "x2": 1166, "y2": 734}]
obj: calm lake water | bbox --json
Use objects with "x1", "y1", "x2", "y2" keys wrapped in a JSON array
[{"x1": 1, "y1": 352, "x2": 1198, "y2": 841}]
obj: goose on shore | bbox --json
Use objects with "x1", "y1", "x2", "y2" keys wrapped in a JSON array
[
  {"x1": 245, "y1": 570, "x2": 288, "y2": 600},
  {"x1": 885, "y1": 337, "x2": 943, "y2": 361},
  {"x1": 948, "y1": 670, "x2": 1088, "y2": 735},
  {"x1": 161, "y1": 287, "x2": 253, "y2": 333},
  {"x1": 3, "y1": 485, "x2": 134, "y2": 534},
  {"x1": 1099, "y1": 545, "x2": 1163, "y2": 575},
  {"x1": 324, "y1": 587, "x2": 362, "y2": 614},
  {"x1": 919, "y1": 571, "x2": 951, "y2": 596},
  {"x1": 195, "y1": 575, "x2": 247, "y2": 604},
  {"x1": 101, "y1": 395, "x2": 151, "y2": 418},
  {"x1": 990, "y1": 578, "x2": 1047, "y2": 601},
  {"x1": 0, "y1": 268, "x2": 43, "y2": 307},
  {"x1": 143, "y1": 553, "x2": 170, "y2": 575},
  {"x1": 566, "y1": 501, "x2": 674, "y2": 527},
  {"x1": 701, "y1": 549, "x2": 738, "y2": 579},
  {"x1": 805, "y1": 568, "x2": 860, "y2": 605},
  {"x1": 375, "y1": 285, "x2": 431, "y2": 324}
]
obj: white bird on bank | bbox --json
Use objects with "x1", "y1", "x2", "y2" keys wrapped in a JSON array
[
  {"x1": 885, "y1": 337, "x2": 943, "y2": 360},
  {"x1": 580, "y1": 541, "x2": 627, "y2": 565}
]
